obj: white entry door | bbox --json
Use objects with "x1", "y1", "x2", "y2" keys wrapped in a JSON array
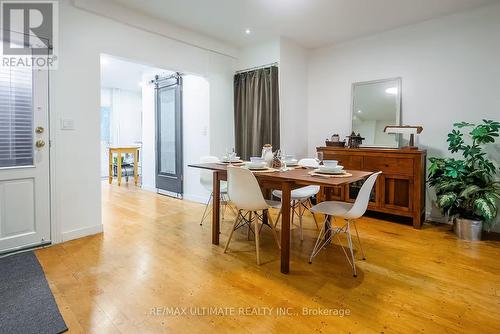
[{"x1": 0, "y1": 64, "x2": 50, "y2": 254}]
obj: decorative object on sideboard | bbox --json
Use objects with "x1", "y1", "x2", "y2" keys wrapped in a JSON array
[
  {"x1": 325, "y1": 140, "x2": 346, "y2": 147},
  {"x1": 428, "y1": 120, "x2": 500, "y2": 241},
  {"x1": 384, "y1": 125, "x2": 423, "y2": 149},
  {"x1": 346, "y1": 132, "x2": 364, "y2": 148},
  {"x1": 325, "y1": 133, "x2": 346, "y2": 147}
]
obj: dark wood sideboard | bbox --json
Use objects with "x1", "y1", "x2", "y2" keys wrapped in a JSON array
[{"x1": 316, "y1": 147, "x2": 427, "y2": 228}]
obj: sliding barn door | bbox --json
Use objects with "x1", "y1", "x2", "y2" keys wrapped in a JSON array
[
  {"x1": 155, "y1": 74, "x2": 183, "y2": 196},
  {"x1": 0, "y1": 65, "x2": 50, "y2": 254}
]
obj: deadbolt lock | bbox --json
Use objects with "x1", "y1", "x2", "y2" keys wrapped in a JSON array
[
  {"x1": 35, "y1": 140, "x2": 45, "y2": 148},
  {"x1": 35, "y1": 126, "x2": 44, "y2": 134}
]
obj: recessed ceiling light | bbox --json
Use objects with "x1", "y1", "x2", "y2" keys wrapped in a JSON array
[
  {"x1": 357, "y1": 110, "x2": 362, "y2": 113},
  {"x1": 385, "y1": 87, "x2": 398, "y2": 95},
  {"x1": 245, "y1": 29, "x2": 251, "y2": 35}
]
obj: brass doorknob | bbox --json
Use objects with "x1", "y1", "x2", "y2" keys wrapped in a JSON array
[
  {"x1": 35, "y1": 140, "x2": 45, "y2": 148},
  {"x1": 35, "y1": 126, "x2": 44, "y2": 134}
]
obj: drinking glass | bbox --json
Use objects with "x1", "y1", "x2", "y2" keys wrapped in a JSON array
[
  {"x1": 228, "y1": 148, "x2": 236, "y2": 166},
  {"x1": 279, "y1": 150, "x2": 287, "y2": 172}
]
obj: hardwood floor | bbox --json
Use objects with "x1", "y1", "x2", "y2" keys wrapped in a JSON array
[{"x1": 36, "y1": 182, "x2": 500, "y2": 333}]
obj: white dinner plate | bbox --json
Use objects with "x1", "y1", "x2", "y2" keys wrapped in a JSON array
[
  {"x1": 314, "y1": 168, "x2": 346, "y2": 175},
  {"x1": 245, "y1": 166, "x2": 269, "y2": 171},
  {"x1": 318, "y1": 165, "x2": 344, "y2": 172}
]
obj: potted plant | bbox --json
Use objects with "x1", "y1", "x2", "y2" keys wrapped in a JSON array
[{"x1": 428, "y1": 120, "x2": 500, "y2": 240}]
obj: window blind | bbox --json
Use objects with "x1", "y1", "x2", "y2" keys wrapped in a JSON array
[{"x1": 0, "y1": 66, "x2": 33, "y2": 168}]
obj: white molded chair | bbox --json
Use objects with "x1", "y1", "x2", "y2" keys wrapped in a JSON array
[
  {"x1": 199, "y1": 156, "x2": 230, "y2": 225},
  {"x1": 272, "y1": 158, "x2": 320, "y2": 240},
  {"x1": 224, "y1": 166, "x2": 281, "y2": 265},
  {"x1": 308, "y1": 171, "x2": 382, "y2": 277}
]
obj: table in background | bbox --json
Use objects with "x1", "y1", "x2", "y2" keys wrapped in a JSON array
[
  {"x1": 108, "y1": 146, "x2": 140, "y2": 186},
  {"x1": 188, "y1": 163, "x2": 373, "y2": 274}
]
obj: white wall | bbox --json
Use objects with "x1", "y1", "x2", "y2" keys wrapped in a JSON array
[
  {"x1": 279, "y1": 37, "x2": 309, "y2": 158},
  {"x1": 141, "y1": 82, "x2": 156, "y2": 192},
  {"x1": 52, "y1": 0, "x2": 235, "y2": 242},
  {"x1": 236, "y1": 40, "x2": 280, "y2": 71},
  {"x1": 182, "y1": 75, "x2": 211, "y2": 203},
  {"x1": 307, "y1": 3, "x2": 500, "y2": 223}
]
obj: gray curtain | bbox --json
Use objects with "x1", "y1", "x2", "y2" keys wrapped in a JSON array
[{"x1": 234, "y1": 66, "x2": 280, "y2": 160}]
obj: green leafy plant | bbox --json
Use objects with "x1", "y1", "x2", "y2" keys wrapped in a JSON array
[{"x1": 428, "y1": 120, "x2": 500, "y2": 229}]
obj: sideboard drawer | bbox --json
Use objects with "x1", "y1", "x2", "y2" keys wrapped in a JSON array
[
  {"x1": 363, "y1": 157, "x2": 413, "y2": 176},
  {"x1": 325, "y1": 153, "x2": 363, "y2": 170}
]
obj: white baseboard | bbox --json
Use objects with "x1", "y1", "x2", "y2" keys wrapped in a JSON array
[{"x1": 61, "y1": 224, "x2": 103, "y2": 242}]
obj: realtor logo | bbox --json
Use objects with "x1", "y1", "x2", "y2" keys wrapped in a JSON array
[{"x1": 1, "y1": 0, "x2": 58, "y2": 68}]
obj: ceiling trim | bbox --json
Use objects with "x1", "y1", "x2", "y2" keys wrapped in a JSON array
[{"x1": 72, "y1": 0, "x2": 239, "y2": 59}]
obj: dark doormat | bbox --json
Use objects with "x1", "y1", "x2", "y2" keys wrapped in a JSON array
[{"x1": 0, "y1": 251, "x2": 68, "y2": 334}]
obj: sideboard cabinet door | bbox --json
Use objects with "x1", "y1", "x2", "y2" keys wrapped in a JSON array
[{"x1": 381, "y1": 175, "x2": 413, "y2": 212}]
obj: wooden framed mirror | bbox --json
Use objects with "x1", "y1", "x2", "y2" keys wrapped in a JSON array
[{"x1": 351, "y1": 77, "x2": 402, "y2": 148}]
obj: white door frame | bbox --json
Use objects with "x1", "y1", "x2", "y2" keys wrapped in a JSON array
[{"x1": 48, "y1": 71, "x2": 61, "y2": 244}]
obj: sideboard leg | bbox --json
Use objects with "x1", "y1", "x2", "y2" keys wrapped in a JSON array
[{"x1": 413, "y1": 214, "x2": 423, "y2": 229}]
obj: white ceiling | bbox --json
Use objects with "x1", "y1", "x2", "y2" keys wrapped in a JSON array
[
  {"x1": 109, "y1": 0, "x2": 497, "y2": 48},
  {"x1": 100, "y1": 54, "x2": 173, "y2": 92}
]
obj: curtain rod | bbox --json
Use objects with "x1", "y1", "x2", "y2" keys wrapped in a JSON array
[{"x1": 235, "y1": 62, "x2": 279, "y2": 74}]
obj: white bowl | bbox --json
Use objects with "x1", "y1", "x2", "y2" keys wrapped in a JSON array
[
  {"x1": 319, "y1": 165, "x2": 344, "y2": 173},
  {"x1": 323, "y1": 160, "x2": 338, "y2": 168},
  {"x1": 246, "y1": 161, "x2": 267, "y2": 169},
  {"x1": 222, "y1": 156, "x2": 240, "y2": 162},
  {"x1": 250, "y1": 157, "x2": 265, "y2": 163}
]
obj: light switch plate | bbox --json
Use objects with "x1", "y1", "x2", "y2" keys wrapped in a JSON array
[{"x1": 60, "y1": 119, "x2": 75, "y2": 130}]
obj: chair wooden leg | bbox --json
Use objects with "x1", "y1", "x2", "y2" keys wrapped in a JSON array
[
  {"x1": 224, "y1": 210, "x2": 241, "y2": 253},
  {"x1": 254, "y1": 211, "x2": 261, "y2": 265}
]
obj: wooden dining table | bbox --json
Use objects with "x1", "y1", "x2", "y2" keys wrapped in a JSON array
[{"x1": 188, "y1": 162, "x2": 373, "y2": 274}]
